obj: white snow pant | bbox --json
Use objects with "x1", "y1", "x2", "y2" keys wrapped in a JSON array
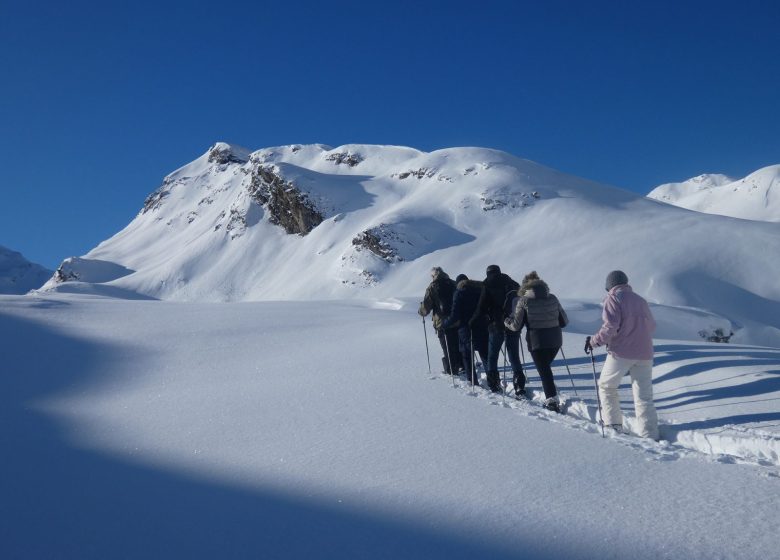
[{"x1": 598, "y1": 354, "x2": 659, "y2": 440}]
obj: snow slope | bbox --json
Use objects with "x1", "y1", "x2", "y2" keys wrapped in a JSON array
[
  {"x1": 1, "y1": 294, "x2": 778, "y2": 559},
  {"x1": 0, "y1": 245, "x2": 52, "y2": 294},
  {"x1": 648, "y1": 165, "x2": 780, "y2": 222},
  {"x1": 37, "y1": 143, "x2": 780, "y2": 348}
]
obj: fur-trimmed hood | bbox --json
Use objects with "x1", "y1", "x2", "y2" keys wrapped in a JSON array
[{"x1": 521, "y1": 278, "x2": 550, "y2": 299}]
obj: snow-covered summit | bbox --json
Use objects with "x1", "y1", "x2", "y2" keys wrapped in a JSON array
[
  {"x1": 648, "y1": 165, "x2": 780, "y2": 222},
  {"x1": 37, "y1": 143, "x2": 780, "y2": 346},
  {"x1": 0, "y1": 245, "x2": 52, "y2": 294}
]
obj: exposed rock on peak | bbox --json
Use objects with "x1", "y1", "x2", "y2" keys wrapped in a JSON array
[
  {"x1": 248, "y1": 165, "x2": 324, "y2": 236},
  {"x1": 325, "y1": 151, "x2": 363, "y2": 167},
  {"x1": 207, "y1": 142, "x2": 250, "y2": 165}
]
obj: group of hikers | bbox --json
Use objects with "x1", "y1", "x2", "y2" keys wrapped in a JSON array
[{"x1": 418, "y1": 265, "x2": 660, "y2": 440}]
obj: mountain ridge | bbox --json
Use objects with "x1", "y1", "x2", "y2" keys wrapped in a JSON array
[
  {"x1": 36, "y1": 142, "x2": 780, "y2": 347},
  {"x1": 0, "y1": 245, "x2": 52, "y2": 294},
  {"x1": 648, "y1": 165, "x2": 780, "y2": 222}
]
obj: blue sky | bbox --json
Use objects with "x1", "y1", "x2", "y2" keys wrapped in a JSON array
[{"x1": 1, "y1": 0, "x2": 779, "y2": 269}]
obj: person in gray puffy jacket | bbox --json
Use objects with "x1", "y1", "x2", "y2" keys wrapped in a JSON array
[{"x1": 505, "y1": 273, "x2": 568, "y2": 412}]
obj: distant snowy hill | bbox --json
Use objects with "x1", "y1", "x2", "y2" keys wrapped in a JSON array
[
  {"x1": 0, "y1": 245, "x2": 52, "y2": 294},
  {"x1": 648, "y1": 165, "x2": 780, "y2": 222},
  {"x1": 38, "y1": 143, "x2": 780, "y2": 346}
]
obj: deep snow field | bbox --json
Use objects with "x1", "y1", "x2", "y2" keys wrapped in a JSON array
[{"x1": 2, "y1": 293, "x2": 779, "y2": 559}]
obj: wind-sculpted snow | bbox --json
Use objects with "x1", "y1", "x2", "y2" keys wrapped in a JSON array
[{"x1": 37, "y1": 143, "x2": 780, "y2": 346}]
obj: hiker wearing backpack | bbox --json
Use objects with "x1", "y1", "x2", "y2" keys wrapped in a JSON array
[
  {"x1": 418, "y1": 267, "x2": 463, "y2": 375},
  {"x1": 469, "y1": 264, "x2": 523, "y2": 393},
  {"x1": 505, "y1": 272, "x2": 569, "y2": 412},
  {"x1": 442, "y1": 274, "x2": 489, "y2": 386}
]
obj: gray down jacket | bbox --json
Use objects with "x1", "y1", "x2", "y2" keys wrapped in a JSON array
[{"x1": 504, "y1": 278, "x2": 569, "y2": 351}]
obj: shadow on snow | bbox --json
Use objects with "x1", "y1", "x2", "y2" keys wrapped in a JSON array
[{"x1": 0, "y1": 311, "x2": 543, "y2": 560}]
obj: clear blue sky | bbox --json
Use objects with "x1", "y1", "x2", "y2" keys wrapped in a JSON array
[{"x1": 2, "y1": 0, "x2": 778, "y2": 269}]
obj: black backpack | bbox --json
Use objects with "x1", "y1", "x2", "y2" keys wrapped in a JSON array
[{"x1": 502, "y1": 289, "x2": 517, "y2": 320}]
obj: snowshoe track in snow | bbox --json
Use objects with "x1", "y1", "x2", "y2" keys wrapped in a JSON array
[{"x1": 431, "y1": 367, "x2": 780, "y2": 477}]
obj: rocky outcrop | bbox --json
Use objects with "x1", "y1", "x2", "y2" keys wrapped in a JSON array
[
  {"x1": 248, "y1": 165, "x2": 324, "y2": 236},
  {"x1": 142, "y1": 184, "x2": 171, "y2": 214},
  {"x1": 325, "y1": 151, "x2": 363, "y2": 167},
  {"x1": 351, "y1": 225, "x2": 402, "y2": 262},
  {"x1": 208, "y1": 143, "x2": 249, "y2": 165},
  {"x1": 393, "y1": 168, "x2": 436, "y2": 180},
  {"x1": 481, "y1": 190, "x2": 540, "y2": 211}
]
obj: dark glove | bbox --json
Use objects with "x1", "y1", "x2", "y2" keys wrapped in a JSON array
[
  {"x1": 584, "y1": 336, "x2": 593, "y2": 355},
  {"x1": 468, "y1": 317, "x2": 476, "y2": 329}
]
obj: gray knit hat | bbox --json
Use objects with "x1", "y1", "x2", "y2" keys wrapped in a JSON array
[{"x1": 605, "y1": 270, "x2": 629, "y2": 291}]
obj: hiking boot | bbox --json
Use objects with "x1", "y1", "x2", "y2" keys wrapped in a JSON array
[
  {"x1": 606, "y1": 423, "x2": 624, "y2": 434},
  {"x1": 543, "y1": 397, "x2": 561, "y2": 413},
  {"x1": 512, "y1": 372, "x2": 525, "y2": 396}
]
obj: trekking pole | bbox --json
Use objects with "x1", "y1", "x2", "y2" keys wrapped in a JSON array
[
  {"x1": 501, "y1": 339, "x2": 507, "y2": 403},
  {"x1": 421, "y1": 307, "x2": 432, "y2": 376},
  {"x1": 559, "y1": 347, "x2": 579, "y2": 397},
  {"x1": 443, "y1": 331, "x2": 455, "y2": 388},
  {"x1": 518, "y1": 337, "x2": 531, "y2": 387},
  {"x1": 587, "y1": 342, "x2": 606, "y2": 438},
  {"x1": 470, "y1": 330, "x2": 477, "y2": 394}
]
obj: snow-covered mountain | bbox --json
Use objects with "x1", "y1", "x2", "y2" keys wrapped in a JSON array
[
  {"x1": 39, "y1": 143, "x2": 780, "y2": 346},
  {"x1": 648, "y1": 165, "x2": 780, "y2": 222},
  {"x1": 0, "y1": 245, "x2": 52, "y2": 294}
]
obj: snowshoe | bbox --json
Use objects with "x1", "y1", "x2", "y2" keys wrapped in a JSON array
[{"x1": 543, "y1": 398, "x2": 561, "y2": 413}]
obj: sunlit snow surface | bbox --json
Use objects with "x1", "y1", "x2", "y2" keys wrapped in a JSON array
[
  {"x1": 648, "y1": 165, "x2": 780, "y2": 222},
  {"x1": 2, "y1": 294, "x2": 778, "y2": 559},
  {"x1": 34, "y1": 144, "x2": 780, "y2": 347}
]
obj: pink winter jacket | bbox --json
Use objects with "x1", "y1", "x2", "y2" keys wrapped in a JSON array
[{"x1": 591, "y1": 285, "x2": 656, "y2": 360}]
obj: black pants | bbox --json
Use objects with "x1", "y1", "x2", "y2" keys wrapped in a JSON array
[
  {"x1": 530, "y1": 347, "x2": 559, "y2": 399},
  {"x1": 461, "y1": 345, "x2": 489, "y2": 383},
  {"x1": 437, "y1": 328, "x2": 463, "y2": 373}
]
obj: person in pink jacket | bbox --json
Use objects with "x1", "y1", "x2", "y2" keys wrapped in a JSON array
[{"x1": 585, "y1": 270, "x2": 659, "y2": 440}]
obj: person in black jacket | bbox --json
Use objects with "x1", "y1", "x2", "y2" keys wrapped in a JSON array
[
  {"x1": 442, "y1": 274, "x2": 489, "y2": 386},
  {"x1": 418, "y1": 267, "x2": 463, "y2": 374},
  {"x1": 469, "y1": 264, "x2": 524, "y2": 393},
  {"x1": 505, "y1": 275, "x2": 569, "y2": 412}
]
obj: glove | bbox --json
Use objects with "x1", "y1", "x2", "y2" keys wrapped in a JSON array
[
  {"x1": 468, "y1": 317, "x2": 476, "y2": 329},
  {"x1": 584, "y1": 336, "x2": 593, "y2": 355}
]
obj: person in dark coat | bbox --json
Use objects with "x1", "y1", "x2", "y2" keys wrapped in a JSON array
[
  {"x1": 442, "y1": 274, "x2": 489, "y2": 386},
  {"x1": 418, "y1": 266, "x2": 463, "y2": 374},
  {"x1": 469, "y1": 264, "x2": 523, "y2": 393},
  {"x1": 505, "y1": 274, "x2": 569, "y2": 412}
]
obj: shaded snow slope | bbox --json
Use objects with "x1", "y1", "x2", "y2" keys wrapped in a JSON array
[
  {"x1": 37, "y1": 143, "x2": 780, "y2": 347},
  {"x1": 1, "y1": 295, "x2": 778, "y2": 559},
  {"x1": 0, "y1": 245, "x2": 52, "y2": 294},
  {"x1": 648, "y1": 165, "x2": 780, "y2": 222}
]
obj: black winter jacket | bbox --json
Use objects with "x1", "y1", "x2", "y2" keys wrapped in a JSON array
[
  {"x1": 471, "y1": 272, "x2": 519, "y2": 328},
  {"x1": 443, "y1": 280, "x2": 489, "y2": 342}
]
